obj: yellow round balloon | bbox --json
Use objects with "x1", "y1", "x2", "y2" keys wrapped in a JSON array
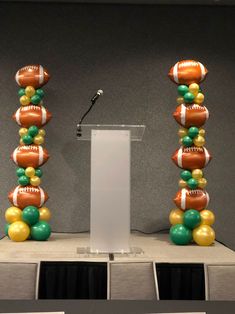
[
  {"x1": 39, "y1": 207, "x2": 51, "y2": 221},
  {"x1": 199, "y1": 128, "x2": 206, "y2": 137},
  {"x1": 25, "y1": 167, "x2": 35, "y2": 178},
  {"x1": 178, "y1": 127, "x2": 188, "y2": 138},
  {"x1": 178, "y1": 179, "x2": 187, "y2": 188},
  {"x1": 193, "y1": 225, "x2": 215, "y2": 246},
  {"x1": 194, "y1": 93, "x2": 204, "y2": 104},
  {"x1": 19, "y1": 128, "x2": 28, "y2": 137},
  {"x1": 179, "y1": 138, "x2": 183, "y2": 145},
  {"x1": 5, "y1": 206, "x2": 22, "y2": 223},
  {"x1": 38, "y1": 129, "x2": 46, "y2": 137},
  {"x1": 20, "y1": 138, "x2": 24, "y2": 145},
  {"x1": 189, "y1": 83, "x2": 199, "y2": 95},
  {"x1": 20, "y1": 95, "x2": 31, "y2": 106},
  {"x1": 30, "y1": 176, "x2": 41, "y2": 186},
  {"x1": 194, "y1": 135, "x2": 205, "y2": 147},
  {"x1": 34, "y1": 135, "x2": 44, "y2": 145},
  {"x1": 8, "y1": 221, "x2": 30, "y2": 242},
  {"x1": 200, "y1": 210, "x2": 215, "y2": 226},
  {"x1": 25, "y1": 86, "x2": 35, "y2": 97},
  {"x1": 177, "y1": 97, "x2": 184, "y2": 105},
  {"x1": 169, "y1": 208, "x2": 184, "y2": 225},
  {"x1": 192, "y1": 169, "x2": 203, "y2": 180},
  {"x1": 198, "y1": 177, "x2": 207, "y2": 188}
]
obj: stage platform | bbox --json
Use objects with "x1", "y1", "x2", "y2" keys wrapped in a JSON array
[
  {"x1": 0, "y1": 232, "x2": 234, "y2": 263},
  {"x1": 0, "y1": 232, "x2": 235, "y2": 300}
]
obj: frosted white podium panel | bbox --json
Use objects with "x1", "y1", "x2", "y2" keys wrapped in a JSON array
[
  {"x1": 91, "y1": 130, "x2": 130, "y2": 253},
  {"x1": 77, "y1": 124, "x2": 145, "y2": 253}
]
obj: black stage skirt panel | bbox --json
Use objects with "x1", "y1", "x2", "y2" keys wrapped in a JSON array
[
  {"x1": 38, "y1": 261, "x2": 107, "y2": 299},
  {"x1": 156, "y1": 263, "x2": 205, "y2": 300},
  {"x1": 39, "y1": 261, "x2": 205, "y2": 300}
]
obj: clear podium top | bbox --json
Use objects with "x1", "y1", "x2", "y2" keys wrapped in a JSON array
[{"x1": 77, "y1": 124, "x2": 145, "y2": 141}]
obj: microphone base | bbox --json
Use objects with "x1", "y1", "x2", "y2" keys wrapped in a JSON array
[{"x1": 77, "y1": 125, "x2": 82, "y2": 137}]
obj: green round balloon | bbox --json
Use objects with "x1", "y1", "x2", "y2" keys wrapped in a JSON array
[
  {"x1": 31, "y1": 94, "x2": 42, "y2": 105},
  {"x1": 28, "y1": 125, "x2": 39, "y2": 137},
  {"x1": 22, "y1": 134, "x2": 33, "y2": 145},
  {"x1": 183, "y1": 209, "x2": 201, "y2": 229},
  {"x1": 187, "y1": 178, "x2": 198, "y2": 189},
  {"x1": 35, "y1": 168, "x2": 43, "y2": 178},
  {"x1": 16, "y1": 167, "x2": 25, "y2": 177},
  {"x1": 182, "y1": 136, "x2": 193, "y2": 147},
  {"x1": 31, "y1": 221, "x2": 51, "y2": 241},
  {"x1": 18, "y1": 175, "x2": 30, "y2": 186},
  {"x1": 170, "y1": 224, "x2": 192, "y2": 245},
  {"x1": 22, "y1": 206, "x2": 40, "y2": 226},
  {"x1": 36, "y1": 89, "x2": 44, "y2": 98},
  {"x1": 4, "y1": 223, "x2": 10, "y2": 237},
  {"x1": 184, "y1": 92, "x2": 195, "y2": 103},
  {"x1": 180, "y1": 170, "x2": 192, "y2": 181},
  {"x1": 188, "y1": 126, "x2": 199, "y2": 138},
  {"x1": 18, "y1": 88, "x2": 25, "y2": 97},
  {"x1": 177, "y1": 85, "x2": 189, "y2": 96}
]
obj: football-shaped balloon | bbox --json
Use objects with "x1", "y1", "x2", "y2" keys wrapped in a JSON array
[
  {"x1": 174, "y1": 188, "x2": 209, "y2": 211},
  {"x1": 172, "y1": 146, "x2": 211, "y2": 170},
  {"x1": 13, "y1": 105, "x2": 52, "y2": 128},
  {"x1": 8, "y1": 185, "x2": 48, "y2": 209},
  {"x1": 15, "y1": 65, "x2": 50, "y2": 88},
  {"x1": 168, "y1": 60, "x2": 208, "y2": 85},
  {"x1": 12, "y1": 145, "x2": 49, "y2": 168},
  {"x1": 173, "y1": 104, "x2": 209, "y2": 128}
]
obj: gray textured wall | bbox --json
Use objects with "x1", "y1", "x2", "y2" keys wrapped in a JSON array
[{"x1": 0, "y1": 2, "x2": 234, "y2": 250}]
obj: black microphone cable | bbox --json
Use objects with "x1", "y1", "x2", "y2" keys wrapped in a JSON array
[{"x1": 77, "y1": 89, "x2": 103, "y2": 137}]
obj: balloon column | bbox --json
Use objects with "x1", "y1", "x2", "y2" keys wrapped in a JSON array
[
  {"x1": 4, "y1": 65, "x2": 52, "y2": 242},
  {"x1": 168, "y1": 60, "x2": 215, "y2": 246}
]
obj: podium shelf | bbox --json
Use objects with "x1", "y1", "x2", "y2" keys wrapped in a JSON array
[{"x1": 77, "y1": 124, "x2": 145, "y2": 141}]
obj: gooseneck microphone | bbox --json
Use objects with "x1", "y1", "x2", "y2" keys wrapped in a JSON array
[
  {"x1": 91, "y1": 89, "x2": 104, "y2": 103},
  {"x1": 77, "y1": 89, "x2": 104, "y2": 137}
]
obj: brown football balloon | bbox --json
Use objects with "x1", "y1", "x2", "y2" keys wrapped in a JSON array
[
  {"x1": 174, "y1": 188, "x2": 209, "y2": 211},
  {"x1": 15, "y1": 65, "x2": 50, "y2": 88},
  {"x1": 8, "y1": 185, "x2": 48, "y2": 209},
  {"x1": 172, "y1": 146, "x2": 212, "y2": 170},
  {"x1": 12, "y1": 145, "x2": 49, "y2": 168},
  {"x1": 13, "y1": 105, "x2": 52, "y2": 128},
  {"x1": 168, "y1": 60, "x2": 208, "y2": 85},
  {"x1": 173, "y1": 104, "x2": 209, "y2": 128}
]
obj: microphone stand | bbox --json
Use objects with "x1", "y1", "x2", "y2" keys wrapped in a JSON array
[
  {"x1": 77, "y1": 99, "x2": 96, "y2": 137},
  {"x1": 77, "y1": 90, "x2": 103, "y2": 137}
]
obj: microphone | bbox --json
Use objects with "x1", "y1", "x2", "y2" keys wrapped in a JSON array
[
  {"x1": 77, "y1": 89, "x2": 104, "y2": 137},
  {"x1": 91, "y1": 89, "x2": 103, "y2": 103}
]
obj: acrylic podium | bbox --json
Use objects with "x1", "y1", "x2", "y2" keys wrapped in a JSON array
[{"x1": 77, "y1": 124, "x2": 145, "y2": 253}]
